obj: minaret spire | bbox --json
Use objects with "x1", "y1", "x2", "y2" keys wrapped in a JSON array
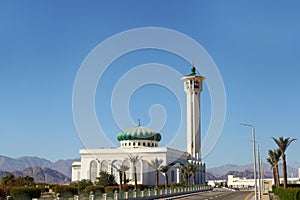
[
  {"x1": 138, "y1": 118, "x2": 141, "y2": 126},
  {"x1": 181, "y1": 63, "x2": 205, "y2": 160},
  {"x1": 189, "y1": 60, "x2": 196, "y2": 76}
]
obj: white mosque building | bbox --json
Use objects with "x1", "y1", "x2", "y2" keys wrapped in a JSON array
[{"x1": 72, "y1": 66, "x2": 206, "y2": 186}]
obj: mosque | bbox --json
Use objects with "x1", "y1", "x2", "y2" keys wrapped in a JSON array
[{"x1": 72, "y1": 66, "x2": 206, "y2": 185}]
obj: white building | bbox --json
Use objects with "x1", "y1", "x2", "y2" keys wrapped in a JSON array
[
  {"x1": 227, "y1": 173, "x2": 300, "y2": 191},
  {"x1": 72, "y1": 66, "x2": 206, "y2": 186}
]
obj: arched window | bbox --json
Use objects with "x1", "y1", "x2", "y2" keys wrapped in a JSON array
[
  {"x1": 143, "y1": 142, "x2": 145, "y2": 146},
  {"x1": 90, "y1": 160, "x2": 98, "y2": 182},
  {"x1": 171, "y1": 170, "x2": 175, "y2": 183},
  {"x1": 112, "y1": 161, "x2": 119, "y2": 183},
  {"x1": 101, "y1": 160, "x2": 108, "y2": 172},
  {"x1": 135, "y1": 160, "x2": 142, "y2": 183},
  {"x1": 122, "y1": 160, "x2": 130, "y2": 183}
]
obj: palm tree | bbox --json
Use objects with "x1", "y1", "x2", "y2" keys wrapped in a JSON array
[
  {"x1": 149, "y1": 158, "x2": 164, "y2": 188},
  {"x1": 128, "y1": 154, "x2": 142, "y2": 190},
  {"x1": 181, "y1": 163, "x2": 199, "y2": 186},
  {"x1": 272, "y1": 137, "x2": 297, "y2": 188},
  {"x1": 191, "y1": 164, "x2": 198, "y2": 185},
  {"x1": 182, "y1": 164, "x2": 190, "y2": 186},
  {"x1": 266, "y1": 149, "x2": 281, "y2": 187},
  {"x1": 112, "y1": 163, "x2": 130, "y2": 190},
  {"x1": 160, "y1": 165, "x2": 170, "y2": 188}
]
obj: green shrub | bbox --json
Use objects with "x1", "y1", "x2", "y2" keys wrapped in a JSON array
[
  {"x1": 121, "y1": 184, "x2": 134, "y2": 191},
  {"x1": 0, "y1": 187, "x2": 10, "y2": 199},
  {"x1": 10, "y1": 187, "x2": 41, "y2": 199},
  {"x1": 95, "y1": 189, "x2": 103, "y2": 197},
  {"x1": 14, "y1": 193, "x2": 31, "y2": 200},
  {"x1": 273, "y1": 187, "x2": 300, "y2": 200},
  {"x1": 271, "y1": 184, "x2": 276, "y2": 192},
  {"x1": 96, "y1": 171, "x2": 116, "y2": 187},
  {"x1": 0, "y1": 187, "x2": 4, "y2": 199},
  {"x1": 85, "y1": 185, "x2": 105, "y2": 194},
  {"x1": 53, "y1": 185, "x2": 78, "y2": 196},
  {"x1": 49, "y1": 184, "x2": 59, "y2": 189},
  {"x1": 137, "y1": 184, "x2": 151, "y2": 190},
  {"x1": 288, "y1": 184, "x2": 300, "y2": 188},
  {"x1": 70, "y1": 179, "x2": 93, "y2": 193},
  {"x1": 170, "y1": 183, "x2": 183, "y2": 188},
  {"x1": 295, "y1": 190, "x2": 300, "y2": 200},
  {"x1": 157, "y1": 184, "x2": 166, "y2": 189},
  {"x1": 105, "y1": 185, "x2": 119, "y2": 193}
]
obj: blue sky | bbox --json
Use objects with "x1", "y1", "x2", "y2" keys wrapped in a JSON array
[{"x1": 0, "y1": 1, "x2": 299, "y2": 168}]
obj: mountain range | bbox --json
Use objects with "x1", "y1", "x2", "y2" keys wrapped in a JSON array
[
  {"x1": 206, "y1": 163, "x2": 299, "y2": 180},
  {"x1": 0, "y1": 155, "x2": 298, "y2": 183},
  {"x1": 0, "y1": 155, "x2": 79, "y2": 184},
  {"x1": 0, "y1": 167, "x2": 70, "y2": 184}
]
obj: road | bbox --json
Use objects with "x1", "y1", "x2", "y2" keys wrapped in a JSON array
[{"x1": 157, "y1": 188, "x2": 253, "y2": 200}]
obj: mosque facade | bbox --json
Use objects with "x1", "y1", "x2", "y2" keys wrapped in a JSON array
[{"x1": 72, "y1": 66, "x2": 206, "y2": 186}]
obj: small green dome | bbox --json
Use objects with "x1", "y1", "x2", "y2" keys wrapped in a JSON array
[{"x1": 117, "y1": 126, "x2": 162, "y2": 142}]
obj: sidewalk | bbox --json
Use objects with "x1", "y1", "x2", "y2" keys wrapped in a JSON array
[
  {"x1": 249, "y1": 193, "x2": 270, "y2": 200},
  {"x1": 261, "y1": 193, "x2": 269, "y2": 200}
]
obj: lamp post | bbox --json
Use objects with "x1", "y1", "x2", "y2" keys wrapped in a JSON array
[
  {"x1": 258, "y1": 144, "x2": 262, "y2": 200},
  {"x1": 240, "y1": 122, "x2": 258, "y2": 200}
]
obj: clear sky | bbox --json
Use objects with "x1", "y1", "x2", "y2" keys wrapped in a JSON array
[{"x1": 0, "y1": 1, "x2": 299, "y2": 168}]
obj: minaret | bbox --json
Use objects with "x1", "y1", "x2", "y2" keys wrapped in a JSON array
[{"x1": 181, "y1": 64, "x2": 205, "y2": 160}]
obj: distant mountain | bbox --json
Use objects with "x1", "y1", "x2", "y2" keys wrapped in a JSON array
[
  {"x1": 206, "y1": 172, "x2": 217, "y2": 180},
  {"x1": 50, "y1": 159, "x2": 79, "y2": 178},
  {"x1": 207, "y1": 163, "x2": 299, "y2": 180},
  {"x1": 0, "y1": 155, "x2": 52, "y2": 172},
  {"x1": 0, "y1": 155, "x2": 79, "y2": 179},
  {"x1": 0, "y1": 167, "x2": 70, "y2": 184}
]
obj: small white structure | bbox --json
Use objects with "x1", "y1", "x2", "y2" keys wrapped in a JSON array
[
  {"x1": 72, "y1": 66, "x2": 207, "y2": 186},
  {"x1": 227, "y1": 174, "x2": 300, "y2": 191}
]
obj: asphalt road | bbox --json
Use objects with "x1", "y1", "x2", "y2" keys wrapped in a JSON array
[{"x1": 157, "y1": 188, "x2": 253, "y2": 200}]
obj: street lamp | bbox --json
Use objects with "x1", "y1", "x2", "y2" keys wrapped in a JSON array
[
  {"x1": 258, "y1": 144, "x2": 262, "y2": 200},
  {"x1": 240, "y1": 122, "x2": 258, "y2": 200}
]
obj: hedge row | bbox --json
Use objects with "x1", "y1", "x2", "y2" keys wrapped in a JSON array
[
  {"x1": 10, "y1": 187, "x2": 41, "y2": 199},
  {"x1": 273, "y1": 187, "x2": 300, "y2": 200},
  {"x1": 53, "y1": 185, "x2": 78, "y2": 196},
  {"x1": 85, "y1": 185, "x2": 105, "y2": 193},
  {"x1": 84, "y1": 184, "x2": 150, "y2": 194},
  {"x1": 0, "y1": 188, "x2": 3, "y2": 199}
]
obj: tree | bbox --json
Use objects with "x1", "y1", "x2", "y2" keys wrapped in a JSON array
[
  {"x1": 15, "y1": 176, "x2": 35, "y2": 187},
  {"x1": 78, "y1": 179, "x2": 93, "y2": 192},
  {"x1": 128, "y1": 154, "x2": 142, "y2": 190},
  {"x1": 112, "y1": 163, "x2": 130, "y2": 191},
  {"x1": 189, "y1": 164, "x2": 198, "y2": 185},
  {"x1": 1, "y1": 174, "x2": 35, "y2": 187},
  {"x1": 149, "y1": 158, "x2": 164, "y2": 188},
  {"x1": 266, "y1": 149, "x2": 281, "y2": 188},
  {"x1": 182, "y1": 163, "x2": 198, "y2": 186},
  {"x1": 1, "y1": 174, "x2": 15, "y2": 186},
  {"x1": 96, "y1": 171, "x2": 116, "y2": 187},
  {"x1": 272, "y1": 136, "x2": 297, "y2": 188},
  {"x1": 160, "y1": 165, "x2": 170, "y2": 188}
]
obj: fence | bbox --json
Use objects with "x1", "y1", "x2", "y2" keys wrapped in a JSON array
[{"x1": 52, "y1": 185, "x2": 212, "y2": 200}]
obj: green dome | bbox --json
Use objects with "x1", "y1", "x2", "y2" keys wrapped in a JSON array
[{"x1": 117, "y1": 126, "x2": 162, "y2": 142}]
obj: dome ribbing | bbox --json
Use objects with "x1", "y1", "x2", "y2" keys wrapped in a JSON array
[{"x1": 117, "y1": 126, "x2": 161, "y2": 142}]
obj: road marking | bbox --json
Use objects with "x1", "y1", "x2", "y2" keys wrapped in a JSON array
[{"x1": 245, "y1": 192, "x2": 254, "y2": 200}]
